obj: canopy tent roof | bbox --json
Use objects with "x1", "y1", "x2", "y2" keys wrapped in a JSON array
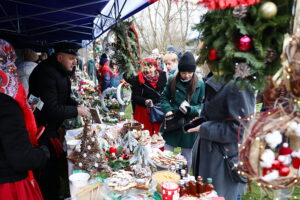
[
  {"x1": 0, "y1": 0, "x2": 156, "y2": 50},
  {"x1": 93, "y1": 0, "x2": 154, "y2": 38},
  {"x1": 0, "y1": 0, "x2": 109, "y2": 50}
]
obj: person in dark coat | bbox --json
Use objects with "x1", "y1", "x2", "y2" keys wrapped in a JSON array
[
  {"x1": 132, "y1": 58, "x2": 167, "y2": 136},
  {"x1": 160, "y1": 52, "x2": 205, "y2": 171},
  {"x1": 188, "y1": 75, "x2": 255, "y2": 200},
  {"x1": 0, "y1": 39, "x2": 49, "y2": 200},
  {"x1": 29, "y1": 41, "x2": 90, "y2": 200}
]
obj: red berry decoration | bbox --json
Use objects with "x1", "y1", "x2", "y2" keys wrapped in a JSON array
[
  {"x1": 208, "y1": 49, "x2": 218, "y2": 61},
  {"x1": 279, "y1": 166, "x2": 290, "y2": 176},
  {"x1": 237, "y1": 35, "x2": 252, "y2": 51},
  {"x1": 292, "y1": 157, "x2": 300, "y2": 169}
]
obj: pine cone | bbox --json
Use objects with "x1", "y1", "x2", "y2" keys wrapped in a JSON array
[
  {"x1": 235, "y1": 63, "x2": 251, "y2": 78},
  {"x1": 232, "y1": 5, "x2": 248, "y2": 19},
  {"x1": 265, "y1": 48, "x2": 277, "y2": 63}
]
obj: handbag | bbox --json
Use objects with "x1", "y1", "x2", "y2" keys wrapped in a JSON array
[
  {"x1": 164, "y1": 111, "x2": 185, "y2": 132},
  {"x1": 149, "y1": 104, "x2": 164, "y2": 123},
  {"x1": 142, "y1": 84, "x2": 165, "y2": 123},
  {"x1": 215, "y1": 143, "x2": 247, "y2": 183}
]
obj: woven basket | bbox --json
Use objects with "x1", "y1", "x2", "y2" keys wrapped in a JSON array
[{"x1": 239, "y1": 107, "x2": 300, "y2": 189}]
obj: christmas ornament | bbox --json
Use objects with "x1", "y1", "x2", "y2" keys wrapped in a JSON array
[
  {"x1": 279, "y1": 166, "x2": 290, "y2": 176},
  {"x1": 237, "y1": 35, "x2": 252, "y2": 51},
  {"x1": 265, "y1": 130, "x2": 282, "y2": 149},
  {"x1": 259, "y1": 2, "x2": 278, "y2": 19},
  {"x1": 208, "y1": 49, "x2": 218, "y2": 61},
  {"x1": 235, "y1": 63, "x2": 251, "y2": 78},
  {"x1": 232, "y1": 5, "x2": 248, "y2": 19}
]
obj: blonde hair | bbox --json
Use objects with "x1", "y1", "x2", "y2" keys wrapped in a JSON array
[
  {"x1": 23, "y1": 48, "x2": 38, "y2": 62},
  {"x1": 163, "y1": 52, "x2": 178, "y2": 63}
]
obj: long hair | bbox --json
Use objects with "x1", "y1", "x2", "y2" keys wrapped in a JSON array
[{"x1": 170, "y1": 72, "x2": 198, "y2": 100}]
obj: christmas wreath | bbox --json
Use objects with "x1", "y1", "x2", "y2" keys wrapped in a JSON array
[
  {"x1": 239, "y1": 106, "x2": 300, "y2": 189},
  {"x1": 103, "y1": 21, "x2": 141, "y2": 77}
]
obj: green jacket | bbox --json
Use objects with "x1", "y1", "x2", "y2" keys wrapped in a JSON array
[{"x1": 160, "y1": 77, "x2": 205, "y2": 148}]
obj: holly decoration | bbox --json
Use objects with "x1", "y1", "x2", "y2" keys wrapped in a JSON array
[
  {"x1": 106, "y1": 146, "x2": 131, "y2": 171},
  {"x1": 259, "y1": 1, "x2": 278, "y2": 19},
  {"x1": 195, "y1": 0, "x2": 293, "y2": 92}
]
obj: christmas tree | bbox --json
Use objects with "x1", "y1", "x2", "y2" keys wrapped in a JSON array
[
  {"x1": 68, "y1": 120, "x2": 111, "y2": 175},
  {"x1": 195, "y1": 0, "x2": 293, "y2": 91}
]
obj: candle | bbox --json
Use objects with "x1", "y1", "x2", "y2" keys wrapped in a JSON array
[
  {"x1": 161, "y1": 182, "x2": 179, "y2": 200},
  {"x1": 110, "y1": 146, "x2": 117, "y2": 154}
]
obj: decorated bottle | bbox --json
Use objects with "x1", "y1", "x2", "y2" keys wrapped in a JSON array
[
  {"x1": 196, "y1": 176, "x2": 205, "y2": 196},
  {"x1": 179, "y1": 180, "x2": 187, "y2": 196},
  {"x1": 183, "y1": 177, "x2": 190, "y2": 194},
  {"x1": 188, "y1": 176, "x2": 197, "y2": 196},
  {"x1": 205, "y1": 178, "x2": 215, "y2": 192}
]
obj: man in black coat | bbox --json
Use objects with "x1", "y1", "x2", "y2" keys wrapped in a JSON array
[{"x1": 29, "y1": 42, "x2": 90, "y2": 200}]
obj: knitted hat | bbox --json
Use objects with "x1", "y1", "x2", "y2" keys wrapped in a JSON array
[
  {"x1": 100, "y1": 53, "x2": 108, "y2": 66},
  {"x1": 167, "y1": 45, "x2": 182, "y2": 59},
  {"x1": 178, "y1": 52, "x2": 196, "y2": 72},
  {"x1": 279, "y1": 143, "x2": 292, "y2": 155}
]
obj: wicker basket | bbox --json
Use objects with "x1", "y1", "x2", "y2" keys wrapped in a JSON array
[{"x1": 239, "y1": 107, "x2": 300, "y2": 189}]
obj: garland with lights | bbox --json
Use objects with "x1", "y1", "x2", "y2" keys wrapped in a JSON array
[{"x1": 195, "y1": 0, "x2": 293, "y2": 91}]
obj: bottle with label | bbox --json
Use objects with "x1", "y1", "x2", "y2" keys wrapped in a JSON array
[
  {"x1": 188, "y1": 176, "x2": 197, "y2": 196},
  {"x1": 196, "y1": 176, "x2": 205, "y2": 196},
  {"x1": 179, "y1": 180, "x2": 187, "y2": 197},
  {"x1": 205, "y1": 178, "x2": 215, "y2": 192},
  {"x1": 183, "y1": 177, "x2": 190, "y2": 194}
]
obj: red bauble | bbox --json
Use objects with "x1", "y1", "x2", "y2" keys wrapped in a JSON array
[
  {"x1": 279, "y1": 166, "x2": 290, "y2": 176},
  {"x1": 208, "y1": 49, "x2": 218, "y2": 61},
  {"x1": 271, "y1": 159, "x2": 281, "y2": 170},
  {"x1": 292, "y1": 157, "x2": 300, "y2": 169},
  {"x1": 110, "y1": 146, "x2": 117, "y2": 154},
  {"x1": 238, "y1": 36, "x2": 252, "y2": 51}
]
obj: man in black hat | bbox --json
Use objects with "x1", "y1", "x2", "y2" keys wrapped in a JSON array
[{"x1": 29, "y1": 41, "x2": 90, "y2": 200}]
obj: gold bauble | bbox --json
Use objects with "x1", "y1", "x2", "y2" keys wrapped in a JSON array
[{"x1": 259, "y1": 2, "x2": 278, "y2": 19}]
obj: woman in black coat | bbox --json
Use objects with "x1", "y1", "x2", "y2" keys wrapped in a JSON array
[
  {"x1": 0, "y1": 39, "x2": 48, "y2": 200},
  {"x1": 132, "y1": 58, "x2": 167, "y2": 136}
]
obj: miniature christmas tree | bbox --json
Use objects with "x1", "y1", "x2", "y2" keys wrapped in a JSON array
[{"x1": 68, "y1": 119, "x2": 111, "y2": 175}]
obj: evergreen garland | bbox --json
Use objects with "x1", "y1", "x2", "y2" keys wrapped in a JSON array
[{"x1": 195, "y1": 0, "x2": 293, "y2": 91}]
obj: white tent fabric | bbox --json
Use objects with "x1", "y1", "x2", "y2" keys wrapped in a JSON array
[{"x1": 93, "y1": 0, "x2": 150, "y2": 38}]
